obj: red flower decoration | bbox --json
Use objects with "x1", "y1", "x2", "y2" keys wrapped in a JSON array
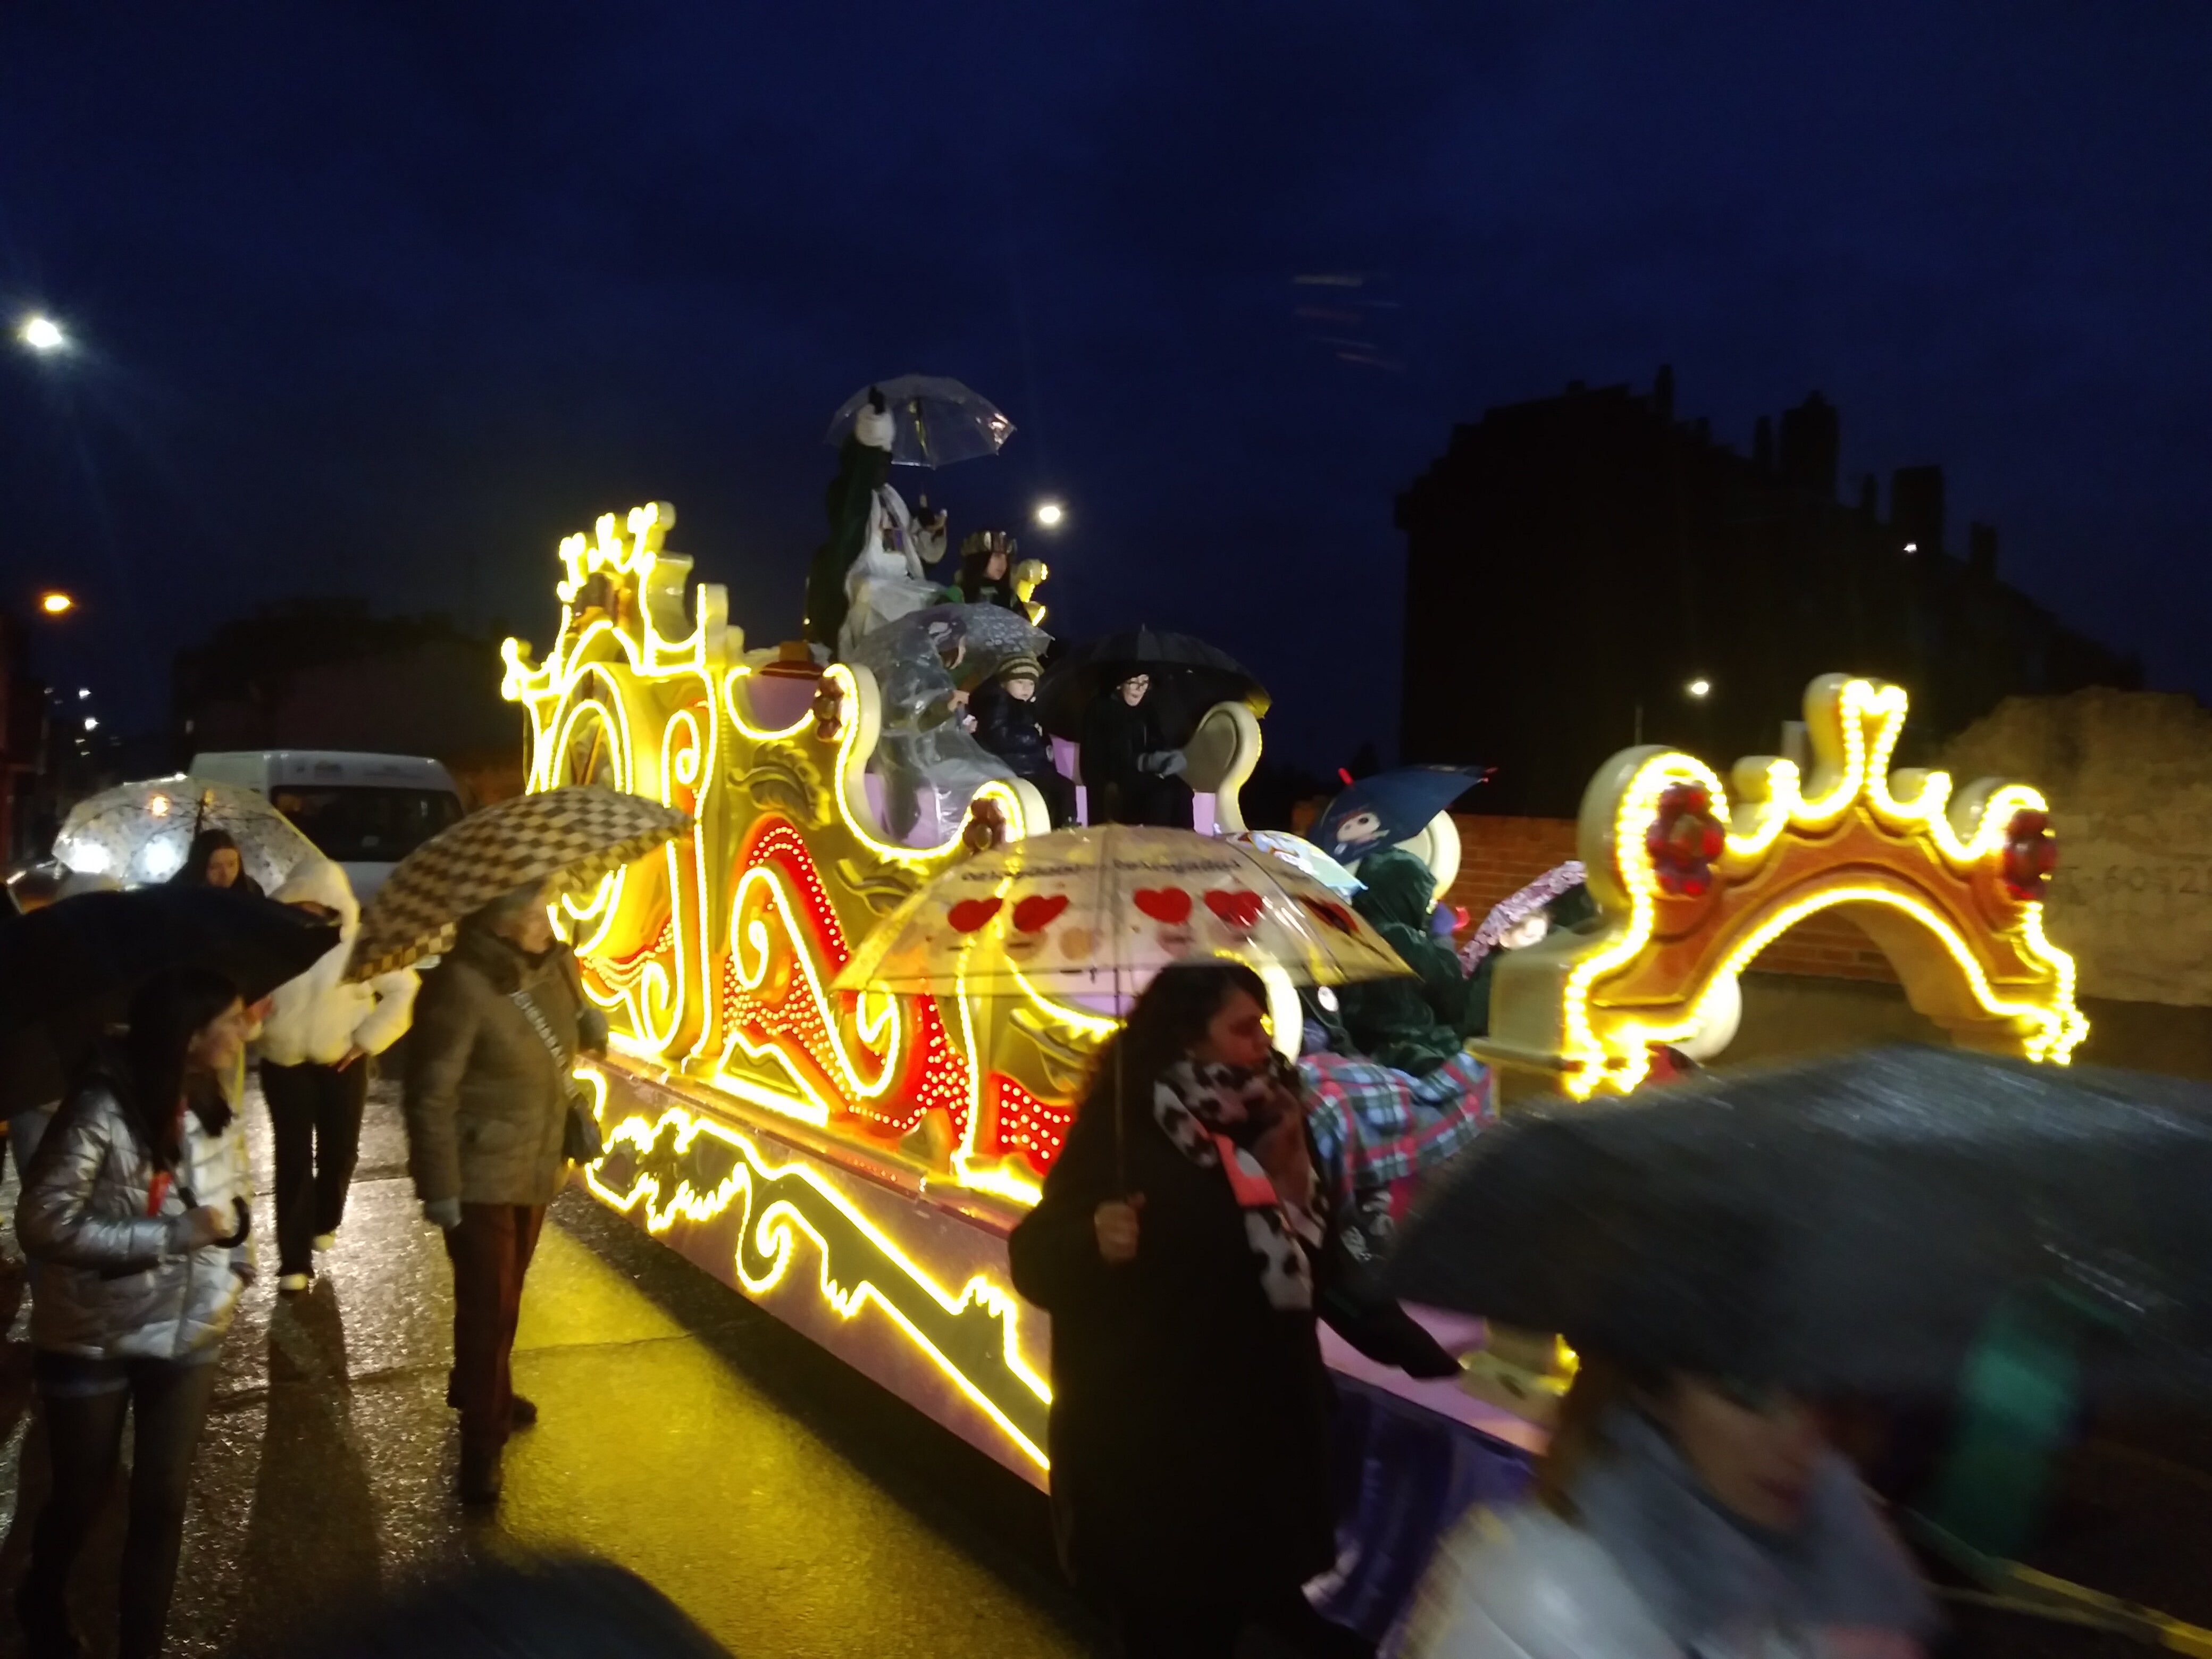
[
  {"x1": 1646, "y1": 782, "x2": 1725, "y2": 898},
  {"x1": 2001, "y1": 808, "x2": 2058, "y2": 901}
]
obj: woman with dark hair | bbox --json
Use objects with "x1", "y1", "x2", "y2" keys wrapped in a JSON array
[
  {"x1": 15, "y1": 966, "x2": 256, "y2": 1659},
  {"x1": 954, "y1": 529, "x2": 1021, "y2": 609},
  {"x1": 1007, "y1": 963, "x2": 1344, "y2": 1657},
  {"x1": 1401, "y1": 1353, "x2": 1935, "y2": 1658},
  {"x1": 169, "y1": 828, "x2": 262, "y2": 896}
]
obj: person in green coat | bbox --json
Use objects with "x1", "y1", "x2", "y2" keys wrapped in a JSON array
[{"x1": 1337, "y1": 847, "x2": 1476, "y2": 1075}]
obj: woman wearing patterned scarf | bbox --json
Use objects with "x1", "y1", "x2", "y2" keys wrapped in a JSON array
[{"x1": 1010, "y1": 963, "x2": 1378, "y2": 1658}]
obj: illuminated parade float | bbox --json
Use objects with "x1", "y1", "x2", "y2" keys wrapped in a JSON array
[{"x1": 501, "y1": 503, "x2": 2090, "y2": 1562}]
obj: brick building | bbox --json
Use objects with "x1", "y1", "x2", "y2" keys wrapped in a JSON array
[{"x1": 1397, "y1": 370, "x2": 2141, "y2": 818}]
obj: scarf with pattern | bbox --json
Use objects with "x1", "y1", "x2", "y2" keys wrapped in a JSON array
[{"x1": 1152, "y1": 1059, "x2": 1322, "y2": 1311}]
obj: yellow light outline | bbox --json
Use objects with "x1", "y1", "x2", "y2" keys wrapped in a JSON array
[
  {"x1": 719, "y1": 862, "x2": 907, "y2": 1104},
  {"x1": 819, "y1": 664, "x2": 1042, "y2": 865},
  {"x1": 511, "y1": 501, "x2": 1085, "y2": 1197},
  {"x1": 1556, "y1": 677, "x2": 2085, "y2": 1096},
  {"x1": 583, "y1": 1095, "x2": 1050, "y2": 1467},
  {"x1": 720, "y1": 664, "x2": 817, "y2": 743},
  {"x1": 505, "y1": 505, "x2": 727, "y2": 1063}
]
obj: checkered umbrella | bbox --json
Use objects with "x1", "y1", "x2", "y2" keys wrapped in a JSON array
[{"x1": 345, "y1": 786, "x2": 690, "y2": 981}]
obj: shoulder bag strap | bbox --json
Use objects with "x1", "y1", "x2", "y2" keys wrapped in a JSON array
[{"x1": 507, "y1": 985, "x2": 573, "y2": 1078}]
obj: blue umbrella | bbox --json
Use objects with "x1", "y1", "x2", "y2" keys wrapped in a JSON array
[
  {"x1": 825, "y1": 375, "x2": 1015, "y2": 468},
  {"x1": 1311, "y1": 766, "x2": 1488, "y2": 864}
]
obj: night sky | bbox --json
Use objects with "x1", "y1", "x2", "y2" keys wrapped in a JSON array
[{"x1": 4, "y1": 4, "x2": 2208, "y2": 772}]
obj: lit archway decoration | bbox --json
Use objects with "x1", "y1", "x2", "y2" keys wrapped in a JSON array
[{"x1": 1484, "y1": 674, "x2": 2088, "y2": 1097}]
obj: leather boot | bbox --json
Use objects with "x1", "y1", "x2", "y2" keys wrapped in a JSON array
[{"x1": 459, "y1": 1438, "x2": 504, "y2": 1506}]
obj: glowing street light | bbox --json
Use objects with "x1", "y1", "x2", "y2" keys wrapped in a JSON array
[
  {"x1": 82, "y1": 716, "x2": 98, "y2": 732},
  {"x1": 1033, "y1": 500, "x2": 1066, "y2": 529},
  {"x1": 17, "y1": 315, "x2": 66, "y2": 353},
  {"x1": 39, "y1": 591, "x2": 74, "y2": 616},
  {"x1": 1687, "y1": 677, "x2": 1712, "y2": 699}
]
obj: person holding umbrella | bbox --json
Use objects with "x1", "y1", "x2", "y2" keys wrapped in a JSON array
[
  {"x1": 405, "y1": 879, "x2": 604, "y2": 1503},
  {"x1": 348, "y1": 784, "x2": 689, "y2": 1505},
  {"x1": 836, "y1": 824, "x2": 1430, "y2": 1654},
  {"x1": 1009, "y1": 963, "x2": 1452, "y2": 1657},
  {"x1": 170, "y1": 827, "x2": 262, "y2": 895},
  {"x1": 15, "y1": 967, "x2": 259, "y2": 1659},
  {"x1": 256, "y1": 854, "x2": 420, "y2": 1293},
  {"x1": 1400, "y1": 1331, "x2": 1936, "y2": 1657},
  {"x1": 1381, "y1": 1044, "x2": 2212, "y2": 1657},
  {"x1": 1337, "y1": 845, "x2": 1479, "y2": 1075},
  {"x1": 1080, "y1": 671, "x2": 1192, "y2": 828}
]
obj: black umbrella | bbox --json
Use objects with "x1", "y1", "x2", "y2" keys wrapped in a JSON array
[
  {"x1": 1384, "y1": 1046, "x2": 2212, "y2": 1400},
  {"x1": 0, "y1": 887, "x2": 338, "y2": 1036},
  {"x1": 0, "y1": 887, "x2": 338, "y2": 1116},
  {"x1": 1035, "y1": 626, "x2": 1269, "y2": 745}
]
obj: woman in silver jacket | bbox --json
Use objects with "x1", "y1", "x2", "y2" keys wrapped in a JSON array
[{"x1": 14, "y1": 967, "x2": 257, "y2": 1659}]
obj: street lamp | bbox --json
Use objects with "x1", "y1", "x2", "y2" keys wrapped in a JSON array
[
  {"x1": 16, "y1": 315, "x2": 66, "y2": 354},
  {"x1": 1687, "y1": 677, "x2": 1712, "y2": 699},
  {"x1": 39, "y1": 591, "x2": 74, "y2": 616},
  {"x1": 1033, "y1": 499, "x2": 1066, "y2": 529}
]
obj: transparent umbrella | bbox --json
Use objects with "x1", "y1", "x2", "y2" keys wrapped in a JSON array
[
  {"x1": 824, "y1": 375, "x2": 1015, "y2": 468},
  {"x1": 55, "y1": 776, "x2": 318, "y2": 891}
]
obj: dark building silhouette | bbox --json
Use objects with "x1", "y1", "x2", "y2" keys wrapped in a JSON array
[
  {"x1": 174, "y1": 600, "x2": 526, "y2": 806},
  {"x1": 1397, "y1": 371, "x2": 2141, "y2": 817}
]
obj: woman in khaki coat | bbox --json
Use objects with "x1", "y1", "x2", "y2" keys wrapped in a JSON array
[{"x1": 404, "y1": 882, "x2": 606, "y2": 1504}]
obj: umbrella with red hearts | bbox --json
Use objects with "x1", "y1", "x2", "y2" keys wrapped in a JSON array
[{"x1": 831, "y1": 824, "x2": 1413, "y2": 1001}]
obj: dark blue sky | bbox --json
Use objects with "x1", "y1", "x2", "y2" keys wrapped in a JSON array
[{"x1": 5, "y1": 3, "x2": 2209, "y2": 769}]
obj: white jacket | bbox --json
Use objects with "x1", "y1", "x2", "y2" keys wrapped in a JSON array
[
  {"x1": 1400, "y1": 1505, "x2": 1925, "y2": 1659},
  {"x1": 256, "y1": 856, "x2": 418, "y2": 1068}
]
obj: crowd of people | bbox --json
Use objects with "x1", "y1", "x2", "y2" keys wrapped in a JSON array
[
  {"x1": 3, "y1": 847, "x2": 599, "y2": 1656},
  {"x1": 1012, "y1": 963, "x2": 1937, "y2": 1659}
]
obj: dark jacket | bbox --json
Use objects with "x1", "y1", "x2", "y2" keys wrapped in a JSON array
[
  {"x1": 404, "y1": 927, "x2": 608, "y2": 1208},
  {"x1": 1339, "y1": 848, "x2": 1473, "y2": 1075},
  {"x1": 1008, "y1": 1086, "x2": 1337, "y2": 1603},
  {"x1": 1078, "y1": 691, "x2": 1191, "y2": 828},
  {"x1": 805, "y1": 433, "x2": 893, "y2": 648},
  {"x1": 973, "y1": 682, "x2": 1054, "y2": 779}
]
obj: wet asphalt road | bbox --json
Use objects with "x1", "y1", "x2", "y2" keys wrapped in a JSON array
[{"x1": 0, "y1": 1078, "x2": 1095, "y2": 1658}]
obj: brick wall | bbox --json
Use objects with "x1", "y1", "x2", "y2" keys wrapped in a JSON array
[
  {"x1": 1445, "y1": 813, "x2": 1898, "y2": 983},
  {"x1": 1443, "y1": 815, "x2": 1580, "y2": 930}
]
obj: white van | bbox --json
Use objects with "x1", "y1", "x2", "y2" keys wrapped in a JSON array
[{"x1": 188, "y1": 750, "x2": 465, "y2": 902}]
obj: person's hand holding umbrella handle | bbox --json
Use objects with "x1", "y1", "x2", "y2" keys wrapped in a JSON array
[
  {"x1": 172, "y1": 1204, "x2": 232, "y2": 1251},
  {"x1": 1094, "y1": 1194, "x2": 1143, "y2": 1264}
]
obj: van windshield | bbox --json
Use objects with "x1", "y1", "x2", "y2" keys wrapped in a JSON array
[{"x1": 270, "y1": 786, "x2": 465, "y2": 864}]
